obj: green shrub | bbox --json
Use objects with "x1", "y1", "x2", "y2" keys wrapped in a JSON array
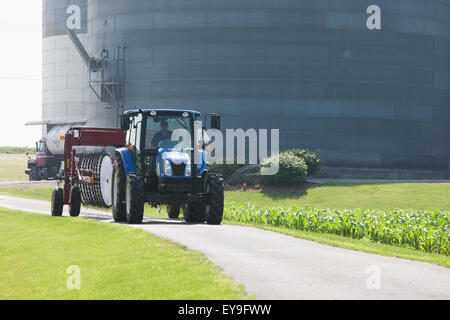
[
  {"x1": 262, "y1": 151, "x2": 308, "y2": 185},
  {"x1": 209, "y1": 149, "x2": 321, "y2": 186},
  {"x1": 285, "y1": 149, "x2": 322, "y2": 176}
]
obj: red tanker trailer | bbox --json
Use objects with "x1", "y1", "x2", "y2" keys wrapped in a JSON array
[{"x1": 25, "y1": 138, "x2": 63, "y2": 181}]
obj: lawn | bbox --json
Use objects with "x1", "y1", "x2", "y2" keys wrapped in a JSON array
[
  {"x1": 225, "y1": 182, "x2": 450, "y2": 211},
  {"x1": 0, "y1": 208, "x2": 250, "y2": 300},
  {"x1": 0, "y1": 154, "x2": 29, "y2": 182},
  {"x1": 0, "y1": 186, "x2": 55, "y2": 201}
]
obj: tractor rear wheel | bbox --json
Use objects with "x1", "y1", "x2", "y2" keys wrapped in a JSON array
[
  {"x1": 111, "y1": 157, "x2": 127, "y2": 222},
  {"x1": 126, "y1": 174, "x2": 144, "y2": 224},
  {"x1": 69, "y1": 186, "x2": 81, "y2": 217},
  {"x1": 167, "y1": 204, "x2": 181, "y2": 219},
  {"x1": 51, "y1": 188, "x2": 64, "y2": 216},
  {"x1": 205, "y1": 174, "x2": 224, "y2": 225},
  {"x1": 183, "y1": 203, "x2": 205, "y2": 223}
]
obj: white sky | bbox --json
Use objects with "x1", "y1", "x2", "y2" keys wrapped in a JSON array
[{"x1": 0, "y1": 1, "x2": 42, "y2": 147}]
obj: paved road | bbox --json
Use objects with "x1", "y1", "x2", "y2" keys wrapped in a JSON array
[{"x1": 0, "y1": 194, "x2": 449, "y2": 300}]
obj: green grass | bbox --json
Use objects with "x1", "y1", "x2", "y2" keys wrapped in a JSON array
[
  {"x1": 0, "y1": 208, "x2": 250, "y2": 300},
  {"x1": 0, "y1": 186, "x2": 54, "y2": 200},
  {"x1": 0, "y1": 154, "x2": 30, "y2": 182},
  {"x1": 226, "y1": 182, "x2": 450, "y2": 211}
]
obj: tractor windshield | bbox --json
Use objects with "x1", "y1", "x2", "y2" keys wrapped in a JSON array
[
  {"x1": 144, "y1": 115, "x2": 192, "y2": 150},
  {"x1": 39, "y1": 141, "x2": 46, "y2": 152}
]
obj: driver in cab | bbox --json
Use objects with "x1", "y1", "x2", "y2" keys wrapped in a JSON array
[{"x1": 149, "y1": 120, "x2": 172, "y2": 149}]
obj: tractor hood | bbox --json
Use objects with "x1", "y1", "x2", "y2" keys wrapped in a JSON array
[
  {"x1": 160, "y1": 149, "x2": 190, "y2": 165},
  {"x1": 156, "y1": 147, "x2": 207, "y2": 178},
  {"x1": 157, "y1": 148, "x2": 191, "y2": 177}
]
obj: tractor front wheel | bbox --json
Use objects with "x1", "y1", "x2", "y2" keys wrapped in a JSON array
[
  {"x1": 205, "y1": 174, "x2": 224, "y2": 225},
  {"x1": 125, "y1": 174, "x2": 144, "y2": 224},
  {"x1": 51, "y1": 188, "x2": 64, "y2": 216}
]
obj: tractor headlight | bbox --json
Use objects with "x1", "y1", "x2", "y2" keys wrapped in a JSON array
[
  {"x1": 164, "y1": 159, "x2": 172, "y2": 176},
  {"x1": 185, "y1": 163, "x2": 191, "y2": 177}
]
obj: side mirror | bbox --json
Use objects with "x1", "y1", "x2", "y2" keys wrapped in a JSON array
[
  {"x1": 210, "y1": 115, "x2": 221, "y2": 130},
  {"x1": 121, "y1": 115, "x2": 130, "y2": 131}
]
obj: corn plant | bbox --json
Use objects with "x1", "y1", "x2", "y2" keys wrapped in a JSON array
[{"x1": 223, "y1": 202, "x2": 449, "y2": 255}]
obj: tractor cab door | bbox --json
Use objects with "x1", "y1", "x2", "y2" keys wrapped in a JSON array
[{"x1": 126, "y1": 113, "x2": 144, "y2": 173}]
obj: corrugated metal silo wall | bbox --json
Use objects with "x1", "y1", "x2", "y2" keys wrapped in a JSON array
[
  {"x1": 43, "y1": 0, "x2": 89, "y2": 134},
  {"x1": 47, "y1": 0, "x2": 450, "y2": 171}
]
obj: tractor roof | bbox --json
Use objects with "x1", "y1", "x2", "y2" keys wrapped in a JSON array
[{"x1": 124, "y1": 108, "x2": 201, "y2": 116}]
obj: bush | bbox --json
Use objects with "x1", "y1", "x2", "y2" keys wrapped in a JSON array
[
  {"x1": 285, "y1": 149, "x2": 322, "y2": 176},
  {"x1": 209, "y1": 149, "x2": 321, "y2": 186},
  {"x1": 261, "y1": 149, "x2": 321, "y2": 186},
  {"x1": 261, "y1": 151, "x2": 308, "y2": 185}
]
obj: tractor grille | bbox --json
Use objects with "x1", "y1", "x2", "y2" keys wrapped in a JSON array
[
  {"x1": 172, "y1": 163, "x2": 186, "y2": 176},
  {"x1": 158, "y1": 177, "x2": 203, "y2": 193}
]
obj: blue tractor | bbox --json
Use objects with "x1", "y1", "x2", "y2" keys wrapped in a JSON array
[{"x1": 112, "y1": 108, "x2": 224, "y2": 225}]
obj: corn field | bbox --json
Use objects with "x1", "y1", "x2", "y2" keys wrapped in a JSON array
[{"x1": 223, "y1": 203, "x2": 450, "y2": 255}]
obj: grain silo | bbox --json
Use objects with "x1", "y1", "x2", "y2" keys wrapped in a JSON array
[{"x1": 40, "y1": 0, "x2": 450, "y2": 174}]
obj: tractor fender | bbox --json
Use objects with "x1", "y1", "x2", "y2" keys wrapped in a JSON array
[{"x1": 115, "y1": 148, "x2": 136, "y2": 176}]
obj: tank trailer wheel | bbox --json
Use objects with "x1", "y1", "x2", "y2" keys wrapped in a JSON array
[
  {"x1": 29, "y1": 167, "x2": 38, "y2": 181},
  {"x1": 111, "y1": 157, "x2": 127, "y2": 222},
  {"x1": 51, "y1": 188, "x2": 64, "y2": 217},
  {"x1": 69, "y1": 186, "x2": 81, "y2": 217},
  {"x1": 125, "y1": 174, "x2": 145, "y2": 224},
  {"x1": 205, "y1": 174, "x2": 225, "y2": 225},
  {"x1": 167, "y1": 204, "x2": 181, "y2": 219}
]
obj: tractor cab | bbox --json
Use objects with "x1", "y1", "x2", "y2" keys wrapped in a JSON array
[{"x1": 112, "y1": 108, "x2": 224, "y2": 225}]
